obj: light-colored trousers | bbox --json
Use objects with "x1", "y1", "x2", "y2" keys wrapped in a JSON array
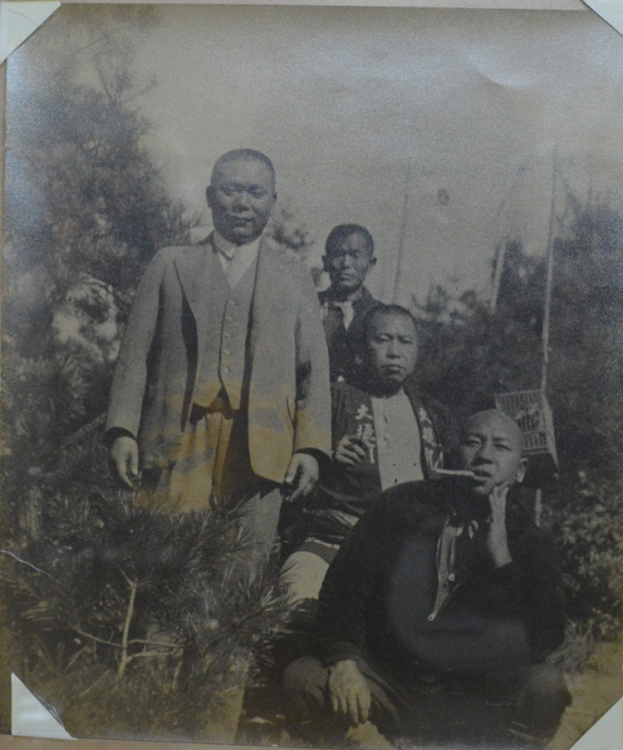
[{"x1": 140, "y1": 400, "x2": 284, "y2": 579}]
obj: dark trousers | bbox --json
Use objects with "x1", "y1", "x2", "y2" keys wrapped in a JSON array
[{"x1": 283, "y1": 654, "x2": 571, "y2": 747}]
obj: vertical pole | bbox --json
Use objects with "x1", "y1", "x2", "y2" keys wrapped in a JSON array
[
  {"x1": 535, "y1": 149, "x2": 558, "y2": 529},
  {"x1": 541, "y1": 149, "x2": 558, "y2": 394},
  {"x1": 393, "y1": 157, "x2": 412, "y2": 303},
  {"x1": 534, "y1": 489, "x2": 543, "y2": 528},
  {"x1": 489, "y1": 241, "x2": 506, "y2": 314}
]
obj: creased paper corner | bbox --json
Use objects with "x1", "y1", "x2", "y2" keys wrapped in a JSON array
[
  {"x1": 583, "y1": 0, "x2": 623, "y2": 36},
  {"x1": 11, "y1": 673, "x2": 75, "y2": 740},
  {"x1": 569, "y1": 697, "x2": 623, "y2": 750},
  {"x1": 0, "y1": 1, "x2": 60, "y2": 65}
]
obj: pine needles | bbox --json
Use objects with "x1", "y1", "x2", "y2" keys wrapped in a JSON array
[{"x1": 0, "y1": 433, "x2": 293, "y2": 740}]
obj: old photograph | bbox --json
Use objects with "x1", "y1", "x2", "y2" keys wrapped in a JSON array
[{"x1": 1, "y1": 4, "x2": 622, "y2": 748}]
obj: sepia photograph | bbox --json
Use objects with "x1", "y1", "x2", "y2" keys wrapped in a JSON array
[{"x1": 1, "y1": 4, "x2": 622, "y2": 748}]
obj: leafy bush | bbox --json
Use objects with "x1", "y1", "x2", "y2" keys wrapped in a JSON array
[{"x1": 548, "y1": 474, "x2": 623, "y2": 645}]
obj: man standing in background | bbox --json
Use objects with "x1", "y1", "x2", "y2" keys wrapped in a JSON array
[
  {"x1": 105, "y1": 148, "x2": 331, "y2": 575},
  {"x1": 319, "y1": 224, "x2": 377, "y2": 383}
]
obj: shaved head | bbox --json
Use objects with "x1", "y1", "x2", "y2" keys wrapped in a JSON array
[
  {"x1": 459, "y1": 409, "x2": 528, "y2": 496},
  {"x1": 463, "y1": 410, "x2": 524, "y2": 453},
  {"x1": 210, "y1": 149, "x2": 276, "y2": 189}
]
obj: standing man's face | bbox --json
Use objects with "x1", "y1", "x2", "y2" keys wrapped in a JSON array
[
  {"x1": 207, "y1": 158, "x2": 276, "y2": 244},
  {"x1": 323, "y1": 232, "x2": 376, "y2": 298},
  {"x1": 366, "y1": 312, "x2": 417, "y2": 390}
]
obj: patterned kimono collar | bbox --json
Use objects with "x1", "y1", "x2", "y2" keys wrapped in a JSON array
[{"x1": 352, "y1": 379, "x2": 444, "y2": 479}]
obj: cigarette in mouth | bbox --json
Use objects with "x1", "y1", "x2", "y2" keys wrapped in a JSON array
[{"x1": 434, "y1": 469, "x2": 476, "y2": 478}]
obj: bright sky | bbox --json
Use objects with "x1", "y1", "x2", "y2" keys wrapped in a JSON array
[{"x1": 9, "y1": 5, "x2": 623, "y2": 305}]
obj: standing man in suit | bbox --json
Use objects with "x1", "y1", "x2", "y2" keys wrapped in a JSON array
[
  {"x1": 105, "y1": 149, "x2": 331, "y2": 574},
  {"x1": 318, "y1": 224, "x2": 378, "y2": 383}
]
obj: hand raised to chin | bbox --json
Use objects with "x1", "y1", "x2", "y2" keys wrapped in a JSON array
[{"x1": 486, "y1": 485, "x2": 513, "y2": 568}]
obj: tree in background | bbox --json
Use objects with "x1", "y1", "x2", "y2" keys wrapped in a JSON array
[
  {"x1": 415, "y1": 191, "x2": 623, "y2": 476},
  {"x1": 267, "y1": 200, "x2": 315, "y2": 262},
  {"x1": 413, "y1": 189, "x2": 623, "y2": 654},
  {"x1": 1, "y1": 10, "x2": 293, "y2": 739},
  {"x1": 3, "y1": 7, "x2": 199, "y2": 469}
]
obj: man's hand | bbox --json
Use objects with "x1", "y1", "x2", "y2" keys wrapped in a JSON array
[
  {"x1": 486, "y1": 485, "x2": 513, "y2": 568},
  {"x1": 335, "y1": 436, "x2": 367, "y2": 466},
  {"x1": 328, "y1": 659, "x2": 371, "y2": 726},
  {"x1": 282, "y1": 452, "x2": 319, "y2": 503},
  {"x1": 109, "y1": 435, "x2": 140, "y2": 489}
]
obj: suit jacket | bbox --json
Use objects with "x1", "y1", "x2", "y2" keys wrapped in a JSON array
[
  {"x1": 105, "y1": 236, "x2": 331, "y2": 483},
  {"x1": 318, "y1": 286, "x2": 377, "y2": 383}
]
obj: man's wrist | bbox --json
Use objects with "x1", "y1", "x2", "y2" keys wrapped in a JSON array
[
  {"x1": 329, "y1": 659, "x2": 360, "y2": 675},
  {"x1": 294, "y1": 448, "x2": 330, "y2": 478},
  {"x1": 103, "y1": 427, "x2": 136, "y2": 449},
  {"x1": 492, "y1": 551, "x2": 513, "y2": 568}
]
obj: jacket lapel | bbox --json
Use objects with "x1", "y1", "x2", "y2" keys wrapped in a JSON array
[
  {"x1": 405, "y1": 381, "x2": 443, "y2": 476},
  {"x1": 173, "y1": 239, "x2": 215, "y2": 322},
  {"x1": 173, "y1": 237, "x2": 228, "y2": 387},
  {"x1": 248, "y1": 239, "x2": 282, "y2": 354}
]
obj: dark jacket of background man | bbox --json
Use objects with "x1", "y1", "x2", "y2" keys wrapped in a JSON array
[{"x1": 319, "y1": 224, "x2": 377, "y2": 383}]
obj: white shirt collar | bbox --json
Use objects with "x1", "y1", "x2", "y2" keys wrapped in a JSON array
[{"x1": 213, "y1": 230, "x2": 262, "y2": 260}]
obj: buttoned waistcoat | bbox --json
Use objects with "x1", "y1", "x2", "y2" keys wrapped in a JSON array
[{"x1": 105, "y1": 236, "x2": 332, "y2": 483}]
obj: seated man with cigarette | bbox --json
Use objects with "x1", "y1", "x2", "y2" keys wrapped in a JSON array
[
  {"x1": 283, "y1": 409, "x2": 571, "y2": 747},
  {"x1": 281, "y1": 303, "x2": 455, "y2": 602}
]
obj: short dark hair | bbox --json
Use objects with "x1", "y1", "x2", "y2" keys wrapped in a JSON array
[
  {"x1": 362, "y1": 303, "x2": 418, "y2": 343},
  {"x1": 325, "y1": 224, "x2": 374, "y2": 257},
  {"x1": 210, "y1": 149, "x2": 276, "y2": 188}
]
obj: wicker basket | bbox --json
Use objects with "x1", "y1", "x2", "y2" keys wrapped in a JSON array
[{"x1": 494, "y1": 389, "x2": 558, "y2": 486}]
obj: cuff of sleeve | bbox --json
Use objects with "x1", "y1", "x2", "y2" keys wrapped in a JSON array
[
  {"x1": 320, "y1": 642, "x2": 362, "y2": 668},
  {"x1": 491, "y1": 561, "x2": 521, "y2": 582},
  {"x1": 103, "y1": 426, "x2": 137, "y2": 449},
  {"x1": 294, "y1": 448, "x2": 333, "y2": 480}
]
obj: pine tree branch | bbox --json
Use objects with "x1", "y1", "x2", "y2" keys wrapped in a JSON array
[
  {"x1": 71, "y1": 627, "x2": 121, "y2": 649},
  {"x1": 127, "y1": 638, "x2": 181, "y2": 648},
  {"x1": 78, "y1": 669, "x2": 111, "y2": 700},
  {"x1": 0, "y1": 550, "x2": 61, "y2": 585},
  {"x1": 125, "y1": 649, "x2": 181, "y2": 663},
  {"x1": 65, "y1": 645, "x2": 89, "y2": 672},
  {"x1": 117, "y1": 578, "x2": 137, "y2": 680}
]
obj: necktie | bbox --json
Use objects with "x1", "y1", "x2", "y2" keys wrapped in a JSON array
[{"x1": 332, "y1": 301, "x2": 354, "y2": 329}]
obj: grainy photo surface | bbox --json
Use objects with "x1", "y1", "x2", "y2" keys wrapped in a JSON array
[{"x1": 1, "y1": 5, "x2": 622, "y2": 748}]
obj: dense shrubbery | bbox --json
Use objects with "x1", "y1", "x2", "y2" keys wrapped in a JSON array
[
  {"x1": 550, "y1": 474, "x2": 623, "y2": 647},
  {"x1": 1, "y1": 10, "x2": 295, "y2": 737}
]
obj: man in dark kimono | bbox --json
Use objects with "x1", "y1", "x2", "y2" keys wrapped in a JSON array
[
  {"x1": 284, "y1": 409, "x2": 571, "y2": 747},
  {"x1": 281, "y1": 304, "x2": 455, "y2": 602}
]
